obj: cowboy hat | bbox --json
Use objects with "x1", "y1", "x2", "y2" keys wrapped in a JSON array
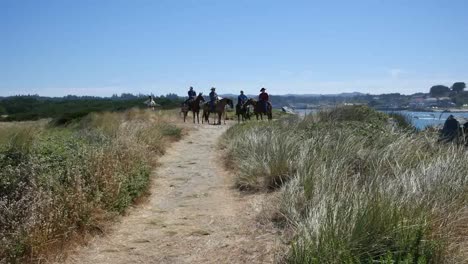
[
  {"x1": 260, "y1": 87, "x2": 266, "y2": 91},
  {"x1": 211, "y1": 87, "x2": 216, "y2": 90}
]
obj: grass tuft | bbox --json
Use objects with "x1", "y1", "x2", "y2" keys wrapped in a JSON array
[{"x1": 223, "y1": 105, "x2": 468, "y2": 263}]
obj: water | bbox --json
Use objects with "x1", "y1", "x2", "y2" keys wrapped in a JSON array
[
  {"x1": 294, "y1": 109, "x2": 317, "y2": 116},
  {"x1": 293, "y1": 109, "x2": 468, "y2": 130},
  {"x1": 384, "y1": 111, "x2": 468, "y2": 130}
]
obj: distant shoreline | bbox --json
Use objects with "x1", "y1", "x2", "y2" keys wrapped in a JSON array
[{"x1": 290, "y1": 106, "x2": 468, "y2": 113}]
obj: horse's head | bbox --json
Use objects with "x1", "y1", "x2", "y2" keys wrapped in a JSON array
[
  {"x1": 245, "y1": 98, "x2": 256, "y2": 106},
  {"x1": 227, "y1": 98, "x2": 234, "y2": 109},
  {"x1": 197, "y1": 93, "x2": 205, "y2": 102}
]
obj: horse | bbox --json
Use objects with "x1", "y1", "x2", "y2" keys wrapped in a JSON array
[
  {"x1": 182, "y1": 93, "x2": 205, "y2": 123},
  {"x1": 144, "y1": 96, "x2": 159, "y2": 111},
  {"x1": 235, "y1": 102, "x2": 252, "y2": 123},
  {"x1": 202, "y1": 98, "x2": 234, "y2": 125},
  {"x1": 244, "y1": 98, "x2": 272, "y2": 120}
]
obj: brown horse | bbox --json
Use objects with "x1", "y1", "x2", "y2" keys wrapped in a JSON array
[
  {"x1": 202, "y1": 98, "x2": 234, "y2": 125},
  {"x1": 235, "y1": 102, "x2": 252, "y2": 123},
  {"x1": 244, "y1": 98, "x2": 272, "y2": 120},
  {"x1": 182, "y1": 93, "x2": 205, "y2": 123}
]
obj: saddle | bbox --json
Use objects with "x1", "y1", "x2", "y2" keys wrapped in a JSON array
[
  {"x1": 183, "y1": 98, "x2": 196, "y2": 110},
  {"x1": 257, "y1": 101, "x2": 272, "y2": 113},
  {"x1": 208, "y1": 99, "x2": 219, "y2": 112}
]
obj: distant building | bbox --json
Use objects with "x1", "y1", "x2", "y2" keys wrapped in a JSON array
[{"x1": 409, "y1": 97, "x2": 455, "y2": 109}]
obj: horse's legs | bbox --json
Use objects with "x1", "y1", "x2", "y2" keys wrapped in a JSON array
[{"x1": 206, "y1": 111, "x2": 210, "y2": 124}]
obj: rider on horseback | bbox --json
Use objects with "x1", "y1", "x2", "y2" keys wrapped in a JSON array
[
  {"x1": 209, "y1": 87, "x2": 218, "y2": 112},
  {"x1": 145, "y1": 95, "x2": 157, "y2": 110},
  {"x1": 259, "y1": 87, "x2": 269, "y2": 112},
  {"x1": 183, "y1": 86, "x2": 197, "y2": 108},
  {"x1": 188, "y1": 86, "x2": 196, "y2": 99},
  {"x1": 238, "y1": 90, "x2": 248, "y2": 106}
]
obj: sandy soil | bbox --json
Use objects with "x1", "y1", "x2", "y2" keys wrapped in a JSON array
[{"x1": 62, "y1": 123, "x2": 278, "y2": 264}]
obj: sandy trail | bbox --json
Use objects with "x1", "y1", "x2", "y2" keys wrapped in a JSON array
[{"x1": 64, "y1": 123, "x2": 276, "y2": 264}]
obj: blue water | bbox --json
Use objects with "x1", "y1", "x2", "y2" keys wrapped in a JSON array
[
  {"x1": 293, "y1": 109, "x2": 468, "y2": 130},
  {"x1": 384, "y1": 111, "x2": 468, "y2": 130}
]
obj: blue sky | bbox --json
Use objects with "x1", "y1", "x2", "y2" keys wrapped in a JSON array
[{"x1": 1, "y1": 0, "x2": 467, "y2": 96}]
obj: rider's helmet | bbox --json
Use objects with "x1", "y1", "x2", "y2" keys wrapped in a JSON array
[
  {"x1": 211, "y1": 87, "x2": 216, "y2": 91},
  {"x1": 240, "y1": 90, "x2": 244, "y2": 94},
  {"x1": 260, "y1": 87, "x2": 266, "y2": 92}
]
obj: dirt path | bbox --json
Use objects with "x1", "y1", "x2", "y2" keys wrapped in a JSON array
[{"x1": 63, "y1": 123, "x2": 277, "y2": 264}]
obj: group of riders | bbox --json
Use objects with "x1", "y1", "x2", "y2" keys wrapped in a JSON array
[{"x1": 183, "y1": 86, "x2": 271, "y2": 114}]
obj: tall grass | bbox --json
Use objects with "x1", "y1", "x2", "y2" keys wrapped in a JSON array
[
  {"x1": 223, "y1": 106, "x2": 467, "y2": 263},
  {"x1": 0, "y1": 109, "x2": 181, "y2": 263}
]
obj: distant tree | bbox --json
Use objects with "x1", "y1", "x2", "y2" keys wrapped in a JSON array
[
  {"x1": 368, "y1": 100, "x2": 379, "y2": 107},
  {"x1": 429, "y1": 85, "x2": 450, "y2": 98},
  {"x1": 451, "y1": 82, "x2": 466, "y2": 93},
  {"x1": 165, "y1": 93, "x2": 180, "y2": 100},
  {"x1": 0, "y1": 105, "x2": 6, "y2": 115},
  {"x1": 452, "y1": 91, "x2": 468, "y2": 106},
  {"x1": 120, "y1": 93, "x2": 137, "y2": 99}
]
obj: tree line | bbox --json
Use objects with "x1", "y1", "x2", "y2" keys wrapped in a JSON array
[
  {"x1": 0, "y1": 94, "x2": 183, "y2": 123},
  {"x1": 429, "y1": 82, "x2": 466, "y2": 97}
]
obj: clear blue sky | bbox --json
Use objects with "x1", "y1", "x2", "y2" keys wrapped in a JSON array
[{"x1": 1, "y1": 0, "x2": 467, "y2": 96}]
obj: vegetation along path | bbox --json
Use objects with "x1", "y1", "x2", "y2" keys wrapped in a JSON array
[{"x1": 64, "y1": 123, "x2": 276, "y2": 264}]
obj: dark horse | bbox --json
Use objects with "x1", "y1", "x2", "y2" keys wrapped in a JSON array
[
  {"x1": 244, "y1": 98, "x2": 272, "y2": 120},
  {"x1": 235, "y1": 102, "x2": 252, "y2": 123},
  {"x1": 202, "y1": 98, "x2": 234, "y2": 125},
  {"x1": 182, "y1": 93, "x2": 205, "y2": 123}
]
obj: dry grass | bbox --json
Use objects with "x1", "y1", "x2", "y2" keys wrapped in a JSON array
[
  {"x1": 223, "y1": 106, "x2": 468, "y2": 263},
  {"x1": 0, "y1": 109, "x2": 182, "y2": 263}
]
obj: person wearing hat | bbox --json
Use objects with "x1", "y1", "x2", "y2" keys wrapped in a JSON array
[
  {"x1": 238, "y1": 90, "x2": 248, "y2": 106},
  {"x1": 209, "y1": 87, "x2": 218, "y2": 112},
  {"x1": 258, "y1": 87, "x2": 269, "y2": 112}
]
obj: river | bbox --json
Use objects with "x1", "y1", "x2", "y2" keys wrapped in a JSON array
[{"x1": 293, "y1": 109, "x2": 468, "y2": 130}]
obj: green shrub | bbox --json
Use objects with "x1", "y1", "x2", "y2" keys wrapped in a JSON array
[
  {"x1": 388, "y1": 112, "x2": 415, "y2": 131},
  {"x1": 0, "y1": 109, "x2": 181, "y2": 262},
  {"x1": 316, "y1": 105, "x2": 388, "y2": 124}
]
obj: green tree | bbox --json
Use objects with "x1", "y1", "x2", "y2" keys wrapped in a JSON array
[
  {"x1": 429, "y1": 85, "x2": 450, "y2": 98},
  {"x1": 0, "y1": 104, "x2": 6, "y2": 115},
  {"x1": 452, "y1": 91, "x2": 468, "y2": 106},
  {"x1": 451, "y1": 82, "x2": 466, "y2": 93}
]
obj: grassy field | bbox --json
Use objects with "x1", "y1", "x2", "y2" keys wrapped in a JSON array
[
  {"x1": 223, "y1": 106, "x2": 467, "y2": 263},
  {"x1": 0, "y1": 109, "x2": 182, "y2": 263}
]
